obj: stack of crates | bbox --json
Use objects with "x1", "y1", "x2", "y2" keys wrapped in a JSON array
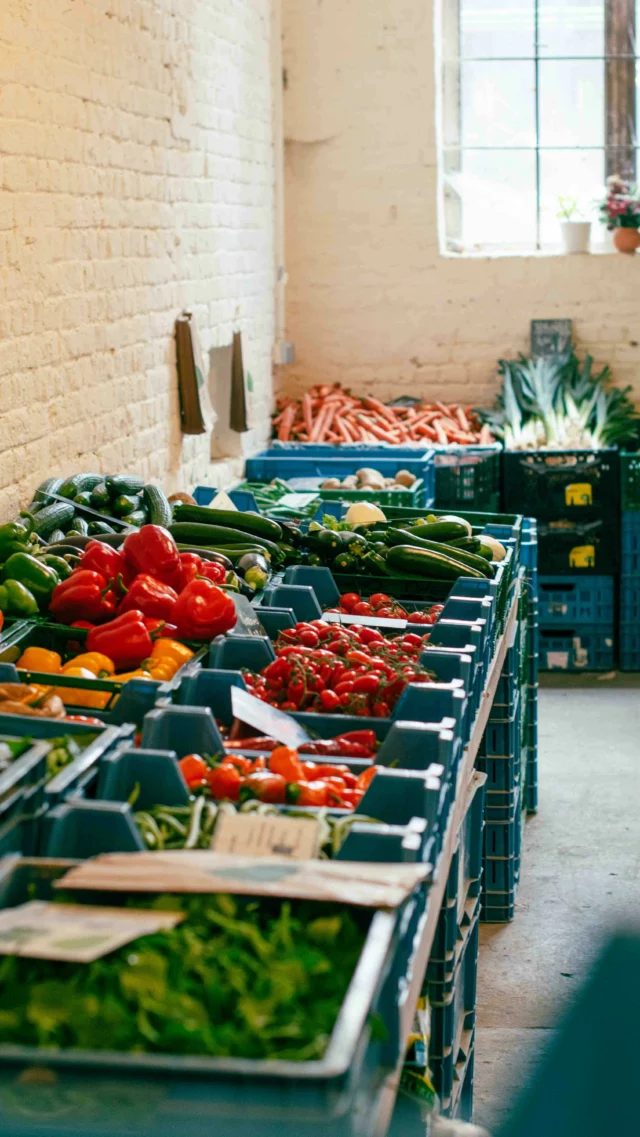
[
  {"x1": 503, "y1": 450, "x2": 618, "y2": 672},
  {"x1": 421, "y1": 772, "x2": 486, "y2": 1119},
  {"x1": 619, "y1": 453, "x2": 640, "y2": 669},
  {"x1": 434, "y1": 445, "x2": 502, "y2": 513},
  {"x1": 520, "y1": 520, "x2": 539, "y2": 815}
]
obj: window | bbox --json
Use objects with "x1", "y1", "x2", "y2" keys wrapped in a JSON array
[{"x1": 438, "y1": 0, "x2": 638, "y2": 252}]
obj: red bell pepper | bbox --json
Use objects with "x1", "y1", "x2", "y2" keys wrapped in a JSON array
[
  {"x1": 49, "y1": 571, "x2": 117, "y2": 625},
  {"x1": 198, "y1": 560, "x2": 226, "y2": 585},
  {"x1": 87, "y1": 609, "x2": 153, "y2": 671},
  {"x1": 118, "y1": 574, "x2": 178, "y2": 621},
  {"x1": 123, "y1": 525, "x2": 179, "y2": 579},
  {"x1": 172, "y1": 578, "x2": 237, "y2": 641},
  {"x1": 174, "y1": 552, "x2": 202, "y2": 592},
  {"x1": 80, "y1": 540, "x2": 127, "y2": 583},
  {"x1": 143, "y1": 617, "x2": 178, "y2": 639}
]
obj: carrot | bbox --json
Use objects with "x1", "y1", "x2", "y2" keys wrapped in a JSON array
[
  {"x1": 278, "y1": 404, "x2": 296, "y2": 441},
  {"x1": 317, "y1": 402, "x2": 338, "y2": 442},
  {"x1": 457, "y1": 407, "x2": 470, "y2": 432},
  {"x1": 363, "y1": 397, "x2": 398, "y2": 425},
  {"x1": 302, "y1": 392, "x2": 314, "y2": 436},
  {"x1": 480, "y1": 423, "x2": 493, "y2": 445}
]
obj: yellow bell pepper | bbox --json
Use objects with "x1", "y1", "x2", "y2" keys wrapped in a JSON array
[
  {"x1": 62, "y1": 652, "x2": 115, "y2": 677},
  {"x1": 17, "y1": 647, "x2": 62, "y2": 674},
  {"x1": 149, "y1": 639, "x2": 194, "y2": 670},
  {"x1": 54, "y1": 667, "x2": 110, "y2": 710},
  {"x1": 145, "y1": 658, "x2": 178, "y2": 681},
  {"x1": 113, "y1": 670, "x2": 153, "y2": 683}
]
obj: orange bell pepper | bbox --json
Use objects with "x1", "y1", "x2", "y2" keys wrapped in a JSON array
[
  {"x1": 113, "y1": 670, "x2": 153, "y2": 683},
  {"x1": 148, "y1": 639, "x2": 194, "y2": 670},
  {"x1": 54, "y1": 666, "x2": 110, "y2": 710},
  {"x1": 145, "y1": 658, "x2": 178, "y2": 681},
  {"x1": 62, "y1": 652, "x2": 115, "y2": 677},
  {"x1": 17, "y1": 647, "x2": 62, "y2": 674}
]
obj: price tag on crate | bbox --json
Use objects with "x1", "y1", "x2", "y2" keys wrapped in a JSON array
[
  {"x1": 231, "y1": 594, "x2": 266, "y2": 637},
  {"x1": 231, "y1": 687, "x2": 311, "y2": 749},
  {"x1": 211, "y1": 812, "x2": 321, "y2": 859}
]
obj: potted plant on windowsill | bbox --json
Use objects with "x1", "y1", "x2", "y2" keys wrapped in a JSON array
[
  {"x1": 558, "y1": 198, "x2": 592, "y2": 254},
  {"x1": 599, "y1": 175, "x2": 640, "y2": 253}
]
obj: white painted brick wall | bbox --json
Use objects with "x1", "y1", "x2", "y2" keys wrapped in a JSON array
[
  {"x1": 0, "y1": 0, "x2": 276, "y2": 521},
  {"x1": 282, "y1": 0, "x2": 640, "y2": 409}
]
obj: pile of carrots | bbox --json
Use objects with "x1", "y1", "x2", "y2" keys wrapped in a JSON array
[{"x1": 273, "y1": 384, "x2": 493, "y2": 445}]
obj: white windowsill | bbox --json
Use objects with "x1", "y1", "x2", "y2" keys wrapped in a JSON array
[{"x1": 441, "y1": 242, "x2": 617, "y2": 260}]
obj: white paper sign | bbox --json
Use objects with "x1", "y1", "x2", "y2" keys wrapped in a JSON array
[
  {"x1": 231, "y1": 686, "x2": 311, "y2": 749},
  {"x1": 212, "y1": 812, "x2": 321, "y2": 859},
  {"x1": 322, "y1": 612, "x2": 407, "y2": 630},
  {"x1": 0, "y1": 902, "x2": 183, "y2": 962}
]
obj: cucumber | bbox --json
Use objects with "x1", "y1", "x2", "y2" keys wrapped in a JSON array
[
  {"x1": 448, "y1": 536, "x2": 482, "y2": 554},
  {"x1": 90, "y1": 482, "x2": 111, "y2": 508},
  {"x1": 387, "y1": 528, "x2": 494, "y2": 578},
  {"x1": 33, "y1": 477, "x2": 64, "y2": 502},
  {"x1": 112, "y1": 494, "x2": 141, "y2": 517},
  {"x1": 387, "y1": 544, "x2": 487, "y2": 581},
  {"x1": 106, "y1": 474, "x2": 145, "y2": 497},
  {"x1": 403, "y1": 520, "x2": 469, "y2": 544},
  {"x1": 73, "y1": 492, "x2": 93, "y2": 508},
  {"x1": 171, "y1": 503, "x2": 282, "y2": 543},
  {"x1": 127, "y1": 510, "x2": 147, "y2": 527},
  {"x1": 47, "y1": 528, "x2": 67, "y2": 546},
  {"x1": 30, "y1": 501, "x2": 76, "y2": 537},
  {"x1": 67, "y1": 517, "x2": 90, "y2": 537},
  {"x1": 168, "y1": 522, "x2": 284, "y2": 562},
  {"x1": 143, "y1": 484, "x2": 172, "y2": 527},
  {"x1": 58, "y1": 473, "x2": 103, "y2": 500},
  {"x1": 88, "y1": 520, "x2": 116, "y2": 535}
]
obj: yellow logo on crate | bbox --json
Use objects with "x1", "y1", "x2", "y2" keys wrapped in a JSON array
[
  {"x1": 565, "y1": 482, "x2": 593, "y2": 506},
  {"x1": 569, "y1": 545, "x2": 595, "y2": 568}
]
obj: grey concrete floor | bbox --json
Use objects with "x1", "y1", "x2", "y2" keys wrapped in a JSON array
[{"x1": 473, "y1": 680, "x2": 640, "y2": 1132}]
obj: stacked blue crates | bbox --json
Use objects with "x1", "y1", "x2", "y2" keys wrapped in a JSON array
[
  {"x1": 619, "y1": 454, "x2": 640, "y2": 669},
  {"x1": 504, "y1": 449, "x2": 618, "y2": 673}
]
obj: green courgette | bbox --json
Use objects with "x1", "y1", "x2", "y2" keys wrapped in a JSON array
[
  {"x1": 477, "y1": 543, "x2": 494, "y2": 561},
  {"x1": 90, "y1": 482, "x2": 111, "y2": 508},
  {"x1": 29, "y1": 501, "x2": 76, "y2": 538},
  {"x1": 143, "y1": 484, "x2": 172, "y2": 527},
  {"x1": 58, "y1": 473, "x2": 103, "y2": 500},
  {"x1": 127, "y1": 510, "x2": 147, "y2": 527},
  {"x1": 106, "y1": 474, "x2": 145, "y2": 496},
  {"x1": 403, "y1": 520, "x2": 469, "y2": 544},
  {"x1": 387, "y1": 544, "x2": 487, "y2": 581},
  {"x1": 448, "y1": 536, "x2": 482, "y2": 554},
  {"x1": 171, "y1": 503, "x2": 282, "y2": 543},
  {"x1": 168, "y1": 522, "x2": 283, "y2": 562},
  {"x1": 386, "y1": 528, "x2": 493, "y2": 578}
]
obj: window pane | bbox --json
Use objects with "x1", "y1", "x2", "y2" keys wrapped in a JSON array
[
  {"x1": 461, "y1": 61, "x2": 536, "y2": 145},
  {"x1": 539, "y1": 148, "x2": 604, "y2": 245},
  {"x1": 459, "y1": 0, "x2": 534, "y2": 59},
  {"x1": 443, "y1": 149, "x2": 537, "y2": 248},
  {"x1": 539, "y1": 60, "x2": 604, "y2": 146},
  {"x1": 538, "y1": 0, "x2": 604, "y2": 57}
]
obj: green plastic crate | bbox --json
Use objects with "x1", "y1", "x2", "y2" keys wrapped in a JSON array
[
  {"x1": 620, "y1": 451, "x2": 640, "y2": 511},
  {"x1": 320, "y1": 477, "x2": 425, "y2": 507},
  {"x1": 434, "y1": 446, "x2": 502, "y2": 512}
]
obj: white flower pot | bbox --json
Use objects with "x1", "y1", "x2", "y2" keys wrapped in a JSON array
[{"x1": 560, "y1": 221, "x2": 591, "y2": 254}]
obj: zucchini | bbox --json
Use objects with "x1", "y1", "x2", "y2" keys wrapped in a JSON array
[
  {"x1": 112, "y1": 494, "x2": 141, "y2": 517},
  {"x1": 171, "y1": 503, "x2": 282, "y2": 543},
  {"x1": 90, "y1": 482, "x2": 111, "y2": 508},
  {"x1": 106, "y1": 474, "x2": 145, "y2": 497},
  {"x1": 67, "y1": 518, "x2": 90, "y2": 537},
  {"x1": 478, "y1": 543, "x2": 494, "y2": 561},
  {"x1": 127, "y1": 510, "x2": 147, "y2": 527},
  {"x1": 403, "y1": 520, "x2": 469, "y2": 544},
  {"x1": 30, "y1": 501, "x2": 76, "y2": 538},
  {"x1": 143, "y1": 484, "x2": 172, "y2": 527},
  {"x1": 387, "y1": 544, "x2": 487, "y2": 581},
  {"x1": 168, "y1": 522, "x2": 284, "y2": 562},
  {"x1": 58, "y1": 473, "x2": 103, "y2": 500},
  {"x1": 88, "y1": 520, "x2": 116, "y2": 535},
  {"x1": 386, "y1": 528, "x2": 493, "y2": 578},
  {"x1": 448, "y1": 536, "x2": 482, "y2": 554}
]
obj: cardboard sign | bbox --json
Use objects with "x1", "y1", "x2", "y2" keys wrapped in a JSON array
[
  {"x1": 530, "y1": 318, "x2": 572, "y2": 358},
  {"x1": 277, "y1": 492, "x2": 320, "y2": 510},
  {"x1": 58, "y1": 854, "x2": 432, "y2": 909},
  {"x1": 231, "y1": 594, "x2": 266, "y2": 637},
  {"x1": 212, "y1": 812, "x2": 321, "y2": 859},
  {"x1": 231, "y1": 686, "x2": 311, "y2": 749},
  {"x1": 0, "y1": 902, "x2": 183, "y2": 963}
]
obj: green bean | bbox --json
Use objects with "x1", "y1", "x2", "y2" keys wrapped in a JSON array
[{"x1": 185, "y1": 795, "x2": 207, "y2": 849}]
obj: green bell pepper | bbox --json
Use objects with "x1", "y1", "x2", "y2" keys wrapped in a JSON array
[
  {"x1": 1, "y1": 553, "x2": 59, "y2": 602},
  {"x1": 0, "y1": 580, "x2": 39, "y2": 616},
  {"x1": 40, "y1": 554, "x2": 74, "y2": 581},
  {"x1": 0, "y1": 517, "x2": 34, "y2": 562}
]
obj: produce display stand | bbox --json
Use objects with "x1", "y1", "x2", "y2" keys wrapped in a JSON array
[{"x1": 371, "y1": 587, "x2": 520, "y2": 1136}]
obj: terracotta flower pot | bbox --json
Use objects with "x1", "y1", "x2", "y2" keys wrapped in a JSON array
[{"x1": 613, "y1": 228, "x2": 640, "y2": 253}]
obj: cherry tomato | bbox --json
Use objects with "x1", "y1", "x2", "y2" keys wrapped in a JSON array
[
  {"x1": 375, "y1": 607, "x2": 395, "y2": 618},
  {"x1": 241, "y1": 770, "x2": 287, "y2": 804},
  {"x1": 206, "y1": 764, "x2": 242, "y2": 801},
  {"x1": 222, "y1": 754, "x2": 253, "y2": 774},
  {"x1": 320, "y1": 689, "x2": 341, "y2": 710},
  {"x1": 372, "y1": 701, "x2": 390, "y2": 717},
  {"x1": 353, "y1": 602, "x2": 373, "y2": 616},
  {"x1": 359, "y1": 627, "x2": 384, "y2": 645},
  {"x1": 402, "y1": 633, "x2": 424, "y2": 649},
  {"x1": 298, "y1": 630, "x2": 320, "y2": 647},
  {"x1": 340, "y1": 593, "x2": 361, "y2": 611},
  {"x1": 353, "y1": 673, "x2": 382, "y2": 694},
  {"x1": 289, "y1": 780, "x2": 329, "y2": 806},
  {"x1": 369, "y1": 593, "x2": 392, "y2": 608}
]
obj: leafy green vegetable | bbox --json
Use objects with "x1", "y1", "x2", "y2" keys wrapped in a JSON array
[{"x1": 0, "y1": 895, "x2": 366, "y2": 1060}]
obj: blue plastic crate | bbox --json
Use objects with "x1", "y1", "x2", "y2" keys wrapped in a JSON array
[
  {"x1": 480, "y1": 694, "x2": 521, "y2": 758},
  {"x1": 427, "y1": 917, "x2": 478, "y2": 1060},
  {"x1": 525, "y1": 754, "x2": 539, "y2": 815},
  {"x1": 429, "y1": 1027, "x2": 475, "y2": 1116},
  {"x1": 539, "y1": 625, "x2": 614, "y2": 671},
  {"x1": 620, "y1": 632, "x2": 640, "y2": 670},
  {"x1": 480, "y1": 890, "x2": 517, "y2": 922},
  {"x1": 483, "y1": 786, "x2": 523, "y2": 862},
  {"x1": 485, "y1": 787, "x2": 520, "y2": 824},
  {"x1": 537, "y1": 576, "x2": 615, "y2": 626},
  {"x1": 245, "y1": 443, "x2": 435, "y2": 486},
  {"x1": 493, "y1": 644, "x2": 518, "y2": 710},
  {"x1": 621, "y1": 510, "x2": 640, "y2": 573}
]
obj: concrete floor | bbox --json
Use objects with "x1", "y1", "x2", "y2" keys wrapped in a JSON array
[{"x1": 473, "y1": 679, "x2": 640, "y2": 1133}]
